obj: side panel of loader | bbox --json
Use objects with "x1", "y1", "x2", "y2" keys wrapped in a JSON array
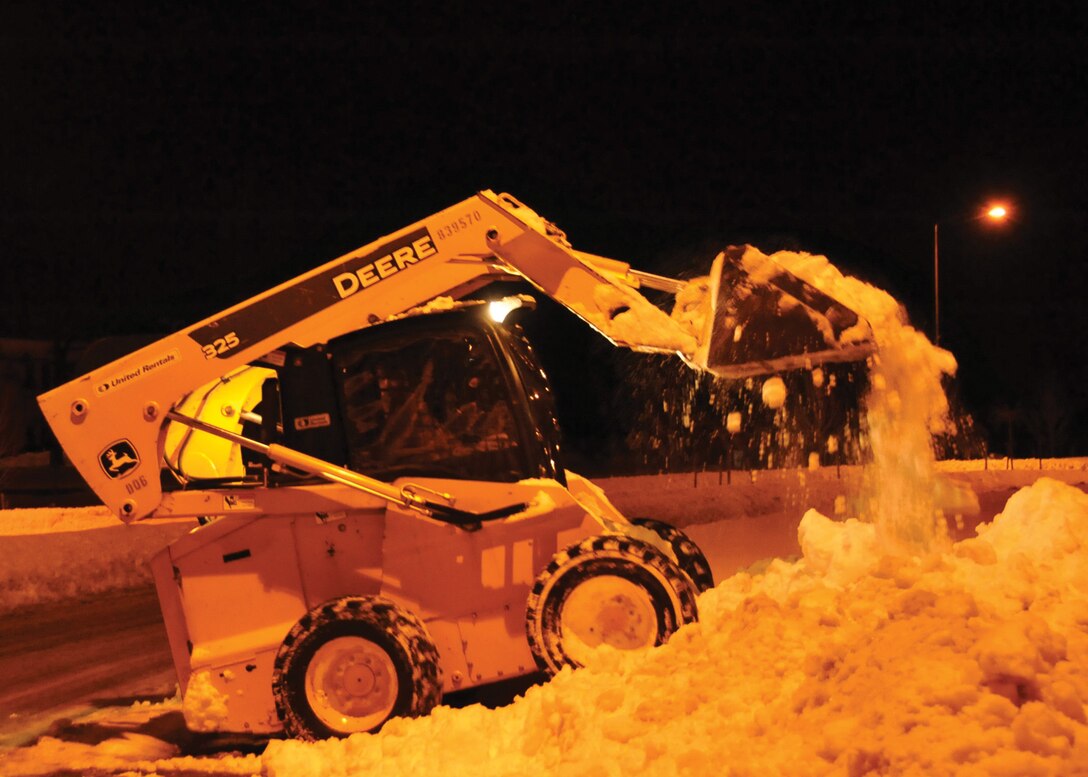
[
  {"x1": 152, "y1": 475, "x2": 641, "y2": 734},
  {"x1": 153, "y1": 508, "x2": 388, "y2": 734},
  {"x1": 380, "y1": 478, "x2": 602, "y2": 688}
]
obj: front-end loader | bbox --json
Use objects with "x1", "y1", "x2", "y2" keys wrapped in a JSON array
[{"x1": 37, "y1": 191, "x2": 873, "y2": 739}]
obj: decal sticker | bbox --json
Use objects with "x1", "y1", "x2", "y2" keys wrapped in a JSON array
[
  {"x1": 260, "y1": 349, "x2": 287, "y2": 367},
  {"x1": 96, "y1": 350, "x2": 181, "y2": 395},
  {"x1": 200, "y1": 331, "x2": 240, "y2": 360},
  {"x1": 100, "y1": 440, "x2": 140, "y2": 479},
  {"x1": 294, "y1": 412, "x2": 332, "y2": 431},
  {"x1": 188, "y1": 227, "x2": 438, "y2": 358},
  {"x1": 332, "y1": 228, "x2": 437, "y2": 300}
]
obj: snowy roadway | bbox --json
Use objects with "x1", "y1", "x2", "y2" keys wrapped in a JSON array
[{"x1": 0, "y1": 587, "x2": 175, "y2": 747}]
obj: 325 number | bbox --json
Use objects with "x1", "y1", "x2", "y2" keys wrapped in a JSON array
[{"x1": 202, "y1": 331, "x2": 240, "y2": 359}]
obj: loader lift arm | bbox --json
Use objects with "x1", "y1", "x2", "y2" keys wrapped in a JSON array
[{"x1": 38, "y1": 190, "x2": 873, "y2": 521}]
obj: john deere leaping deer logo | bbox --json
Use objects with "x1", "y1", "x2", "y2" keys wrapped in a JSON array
[{"x1": 99, "y1": 440, "x2": 140, "y2": 479}]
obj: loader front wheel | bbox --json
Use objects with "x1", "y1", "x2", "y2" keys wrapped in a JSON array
[
  {"x1": 525, "y1": 536, "x2": 698, "y2": 675},
  {"x1": 273, "y1": 596, "x2": 441, "y2": 740},
  {"x1": 631, "y1": 517, "x2": 715, "y2": 593}
]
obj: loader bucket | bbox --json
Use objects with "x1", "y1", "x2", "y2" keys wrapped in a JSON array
[{"x1": 690, "y1": 246, "x2": 876, "y2": 379}]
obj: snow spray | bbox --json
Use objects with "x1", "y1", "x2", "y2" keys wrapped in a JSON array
[{"x1": 756, "y1": 248, "x2": 961, "y2": 551}]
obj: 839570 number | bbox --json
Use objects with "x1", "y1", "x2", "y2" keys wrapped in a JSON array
[{"x1": 434, "y1": 210, "x2": 482, "y2": 241}]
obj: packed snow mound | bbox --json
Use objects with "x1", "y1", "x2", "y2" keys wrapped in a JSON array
[
  {"x1": 0, "y1": 507, "x2": 192, "y2": 613},
  {"x1": 263, "y1": 478, "x2": 1088, "y2": 776},
  {"x1": 0, "y1": 733, "x2": 180, "y2": 776}
]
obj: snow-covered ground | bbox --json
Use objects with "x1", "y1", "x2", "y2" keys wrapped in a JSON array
[
  {"x1": 4, "y1": 246, "x2": 1088, "y2": 775},
  {"x1": 1, "y1": 465, "x2": 1087, "y2": 776}
]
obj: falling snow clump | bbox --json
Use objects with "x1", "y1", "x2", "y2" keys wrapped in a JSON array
[{"x1": 761, "y1": 375, "x2": 787, "y2": 409}]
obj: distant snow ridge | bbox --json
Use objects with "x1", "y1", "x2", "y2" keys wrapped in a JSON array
[
  {"x1": 0, "y1": 507, "x2": 191, "y2": 613},
  {"x1": 263, "y1": 478, "x2": 1088, "y2": 776}
]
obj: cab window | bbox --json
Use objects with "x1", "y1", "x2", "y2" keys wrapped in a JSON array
[{"x1": 334, "y1": 328, "x2": 529, "y2": 482}]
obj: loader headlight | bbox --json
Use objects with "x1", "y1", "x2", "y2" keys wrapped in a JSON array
[{"x1": 488, "y1": 294, "x2": 536, "y2": 323}]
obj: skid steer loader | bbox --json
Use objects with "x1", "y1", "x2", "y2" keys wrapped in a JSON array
[{"x1": 37, "y1": 191, "x2": 874, "y2": 740}]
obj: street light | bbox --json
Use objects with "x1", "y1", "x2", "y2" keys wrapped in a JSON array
[{"x1": 933, "y1": 202, "x2": 1010, "y2": 346}]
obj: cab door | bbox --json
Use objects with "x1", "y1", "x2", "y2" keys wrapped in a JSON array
[{"x1": 330, "y1": 312, "x2": 542, "y2": 484}]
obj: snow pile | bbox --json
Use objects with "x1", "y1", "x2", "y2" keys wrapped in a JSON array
[
  {"x1": 572, "y1": 284, "x2": 697, "y2": 353},
  {"x1": 1, "y1": 734, "x2": 259, "y2": 777},
  {"x1": 0, "y1": 695, "x2": 262, "y2": 776},
  {"x1": 0, "y1": 732, "x2": 181, "y2": 776},
  {"x1": 396, "y1": 295, "x2": 458, "y2": 318},
  {"x1": 0, "y1": 506, "x2": 192, "y2": 612},
  {"x1": 263, "y1": 477, "x2": 1088, "y2": 776},
  {"x1": 183, "y1": 670, "x2": 233, "y2": 733}
]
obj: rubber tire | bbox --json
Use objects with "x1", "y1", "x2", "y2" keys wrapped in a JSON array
[
  {"x1": 631, "y1": 517, "x2": 715, "y2": 593},
  {"x1": 272, "y1": 596, "x2": 442, "y2": 741},
  {"x1": 525, "y1": 535, "x2": 699, "y2": 676}
]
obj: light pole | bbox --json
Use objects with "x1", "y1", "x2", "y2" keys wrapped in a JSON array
[{"x1": 933, "y1": 203, "x2": 1009, "y2": 346}]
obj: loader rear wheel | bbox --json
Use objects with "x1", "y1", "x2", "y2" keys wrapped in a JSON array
[
  {"x1": 525, "y1": 535, "x2": 698, "y2": 675},
  {"x1": 631, "y1": 517, "x2": 715, "y2": 593},
  {"x1": 272, "y1": 596, "x2": 441, "y2": 740}
]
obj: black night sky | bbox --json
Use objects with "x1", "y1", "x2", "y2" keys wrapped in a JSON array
[{"x1": 5, "y1": 5, "x2": 1088, "y2": 458}]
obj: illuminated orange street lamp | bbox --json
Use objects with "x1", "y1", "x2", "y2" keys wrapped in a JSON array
[{"x1": 933, "y1": 202, "x2": 1010, "y2": 346}]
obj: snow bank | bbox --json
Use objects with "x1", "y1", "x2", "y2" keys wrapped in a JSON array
[
  {"x1": 262, "y1": 477, "x2": 1088, "y2": 776},
  {"x1": 0, "y1": 506, "x2": 192, "y2": 612},
  {"x1": 1, "y1": 731, "x2": 259, "y2": 776},
  {"x1": 0, "y1": 732, "x2": 181, "y2": 776},
  {"x1": 938, "y1": 458, "x2": 1088, "y2": 473},
  {"x1": 2, "y1": 465, "x2": 1080, "y2": 616}
]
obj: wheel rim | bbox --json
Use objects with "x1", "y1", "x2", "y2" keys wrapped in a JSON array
[
  {"x1": 559, "y1": 574, "x2": 658, "y2": 665},
  {"x1": 305, "y1": 636, "x2": 399, "y2": 733}
]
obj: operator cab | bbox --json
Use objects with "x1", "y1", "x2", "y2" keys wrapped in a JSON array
[{"x1": 237, "y1": 305, "x2": 565, "y2": 487}]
